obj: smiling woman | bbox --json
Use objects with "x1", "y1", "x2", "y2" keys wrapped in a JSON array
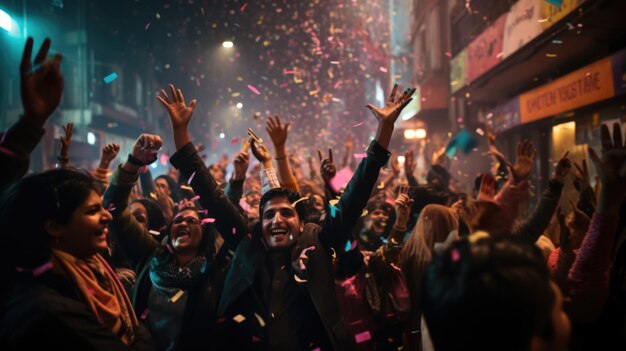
[{"x1": 0, "y1": 168, "x2": 152, "y2": 349}]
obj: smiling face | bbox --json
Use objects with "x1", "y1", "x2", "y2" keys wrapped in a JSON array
[
  {"x1": 169, "y1": 209, "x2": 203, "y2": 255},
  {"x1": 261, "y1": 196, "x2": 303, "y2": 250},
  {"x1": 368, "y1": 208, "x2": 389, "y2": 236},
  {"x1": 50, "y1": 190, "x2": 112, "y2": 259}
]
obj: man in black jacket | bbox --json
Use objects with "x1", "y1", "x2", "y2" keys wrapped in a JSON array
[{"x1": 160, "y1": 83, "x2": 414, "y2": 350}]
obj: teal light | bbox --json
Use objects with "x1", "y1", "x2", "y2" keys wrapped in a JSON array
[{"x1": 0, "y1": 9, "x2": 11, "y2": 32}]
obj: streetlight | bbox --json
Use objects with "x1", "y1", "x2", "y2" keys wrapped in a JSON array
[
  {"x1": 222, "y1": 41, "x2": 234, "y2": 48},
  {"x1": 0, "y1": 9, "x2": 12, "y2": 32}
]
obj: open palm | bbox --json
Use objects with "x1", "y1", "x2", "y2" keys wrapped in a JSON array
[{"x1": 157, "y1": 84, "x2": 197, "y2": 129}]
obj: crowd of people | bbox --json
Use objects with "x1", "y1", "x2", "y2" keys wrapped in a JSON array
[{"x1": 1, "y1": 37, "x2": 625, "y2": 351}]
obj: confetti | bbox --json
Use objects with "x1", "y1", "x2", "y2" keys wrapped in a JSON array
[
  {"x1": 106, "y1": 203, "x2": 116, "y2": 211},
  {"x1": 444, "y1": 51, "x2": 452, "y2": 57},
  {"x1": 187, "y1": 171, "x2": 196, "y2": 185},
  {"x1": 170, "y1": 289, "x2": 184, "y2": 303},
  {"x1": 189, "y1": 195, "x2": 200, "y2": 202},
  {"x1": 329, "y1": 204, "x2": 339, "y2": 218},
  {"x1": 233, "y1": 314, "x2": 246, "y2": 323},
  {"x1": 355, "y1": 331, "x2": 372, "y2": 343},
  {"x1": 232, "y1": 227, "x2": 237, "y2": 235},
  {"x1": 353, "y1": 122, "x2": 365, "y2": 127},
  {"x1": 140, "y1": 309, "x2": 150, "y2": 320},
  {"x1": 247, "y1": 84, "x2": 261, "y2": 95},
  {"x1": 353, "y1": 153, "x2": 367, "y2": 159},
  {"x1": 201, "y1": 259, "x2": 208, "y2": 273},
  {"x1": 291, "y1": 196, "x2": 309, "y2": 207},
  {"x1": 103, "y1": 72, "x2": 118, "y2": 84},
  {"x1": 344, "y1": 240, "x2": 357, "y2": 252},
  {"x1": 294, "y1": 274, "x2": 308, "y2": 283},
  {"x1": 149, "y1": 230, "x2": 160, "y2": 236},
  {"x1": 166, "y1": 244, "x2": 174, "y2": 254},
  {"x1": 451, "y1": 248, "x2": 460, "y2": 262},
  {"x1": 144, "y1": 22, "x2": 151, "y2": 30},
  {"x1": 379, "y1": 66, "x2": 388, "y2": 73},
  {"x1": 546, "y1": 53, "x2": 557, "y2": 58},
  {"x1": 254, "y1": 313, "x2": 266, "y2": 327},
  {"x1": 300, "y1": 246, "x2": 316, "y2": 259},
  {"x1": 0, "y1": 146, "x2": 16, "y2": 157},
  {"x1": 240, "y1": 2, "x2": 248, "y2": 12},
  {"x1": 201, "y1": 218, "x2": 216, "y2": 225}
]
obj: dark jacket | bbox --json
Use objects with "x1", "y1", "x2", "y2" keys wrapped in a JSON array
[
  {"x1": 104, "y1": 152, "x2": 248, "y2": 350},
  {"x1": 169, "y1": 141, "x2": 390, "y2": 350},
  {"x1": 0, "y1": 271, "x2": 154, "y2": 350}
]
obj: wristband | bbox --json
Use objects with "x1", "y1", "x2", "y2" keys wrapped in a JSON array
[
  {"x1": 127, "y1": 153, "x2": 146, "y2": 166},
  {"x1": 274, "y1": 154, "x2": 287, "y2": 161}
]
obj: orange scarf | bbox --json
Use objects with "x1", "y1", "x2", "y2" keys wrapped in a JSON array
[{"x1": 51, "y1": 250, "x2": 138, "y2": 345}]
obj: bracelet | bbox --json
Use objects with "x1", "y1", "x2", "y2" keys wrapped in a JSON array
[
  {"x1": 392, "y1": 224, "x2": 407, "y2": 232},
  {"x1": 127, "y1": 153, "x2": 146, "y2": 166},
  {"x1": 274, "y1": 154, "x2": 287, "y2": 161}
]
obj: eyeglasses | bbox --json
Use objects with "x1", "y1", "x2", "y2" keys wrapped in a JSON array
[{"x1": 172, "y1": 215, "x2": 200, "y2": 225}]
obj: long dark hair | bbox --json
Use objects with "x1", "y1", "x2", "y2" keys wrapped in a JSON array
[{"x1": 0, "y1": 169, "x2": 99, "y2": 270}]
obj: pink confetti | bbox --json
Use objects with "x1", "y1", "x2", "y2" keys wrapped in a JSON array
[
  {"x1": 353, "y1": 153, "x2": 367, "y2": 159},
  {"x1": 0, "y1": 146, "x2": 16, "y2": 157},
  {"x1": 451, "y1": 248, "x2": 460, "y2": 262},
  {"x1": 379, "y1": 66, "x2": 388, "y2": 73},
  {"x1": 230, "y1": 138, "x2": 239, "y2": 145},
  {"x1": 140, "y1": 309, "x2": 150, "y2": 320},
  {"x1": 187, "y1": 171, "x2": 196, "y2": 184},
  {"x1": 232, "y1": 227, "x2": 237, "y2": 235},
  {"x1": 299, "y1": 246, "x2": 316, "y2": 259},
  {"x1": 445, "y1": 51, "x2": 452, "y2": 57},
  {"x1": 198, "y1": 209, "x2": 208, "y2": 215},
  {"x1": 149, "y1": 230, "x2": 160, "y2": 236},
  {"x1": 106, "y1": 203, "x2": 116, "y2": 211},
  {"x1": 330, "y1": 61, "x2": 340, "y2": 65},
  {"x1": 33, "y1": 261, "x2": 53, "y2": 277},
  {"x1": 390, "y1": 263, "x2": 402, "y2": 271},
  {"x1": 201, "y1": 218, "x2": 216, "y2": 225},
  {"x1": 247, "y1": 84, "x2": 261, "y2": 95},
  {"x1": 144, "y1": 22, "x2": 151, "y2": 30},
  {"x1": 353, "y1": 122, "x2": 364, "y2": 127},
  {"x1": 189, "y1": 195, "x2": 200, "y2": 202},
  {"x1": 240, "y1": 2, "x2": 247, "y2": 12},
  {"x1": 355, "y1": 331, "x2": 372, "y2": 343}
]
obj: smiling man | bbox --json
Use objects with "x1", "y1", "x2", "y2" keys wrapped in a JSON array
[{"x1": 164, "y1": 83, "x2": 415, "y2": 350}]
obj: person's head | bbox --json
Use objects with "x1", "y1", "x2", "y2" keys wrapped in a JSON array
[
  {"x1": 400, "y1": 204, "x2": 459, "y2": 275},
  {"x1": 0, "y1": 169, "x2": 111, "y2": 267},
  {"x1": 422, "y1": 236, "x2": 570, "y2": 351},
  {"x1": 245, "y1": 190, "x2": 261, "y2": 208},
  {"x1": 565, "y1": 208, "x2": 590, "y2": 250},
  {"x1": 302, "y1": 192, "x2": 325, "y2": 225},
  {"x1": 209, "y1": 163, "x2": 225, "y2": 183},
  {"x1": 365, "y1": 199, "x2": 394, "y2": 236},
  {"x1": 427, "y1": 164, "x2": 451, "y2": 190},
  {"x1": 130, "y1": 198, "x2": 166, "y2": 232},
  {"x1": 259, "y1": 188, "x2": 306, "y2": 250},
  {"x1": 155, "y1": 174, "x2": 180, "y2": 202},
  {"x1": 165, "y1": 202, "x2": 215, "y2": 258}
]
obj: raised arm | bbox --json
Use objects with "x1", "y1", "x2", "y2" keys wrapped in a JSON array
[
  {"x1": 225, "y1": 145, "x2": 250, "y2": 209},
  {"x1": 58, "y1": 123, "x2": 73, "y2": 168},
  {"x1": 92, "y1": 143, "x2": 120, "y2": 185},
  {"x1": 103, "y1": 134, "x2": 163, "y2": 268},
  {"x1": 0, "y1": 37, "x2": 63, "y2": 187},
  {"x1": 513, "y1": 151, "x2": 570, "y2": 242},
  {"x1": 266, "y1": 115, "x2": 299, "y2": 192},
  {"x1": 319, "y1": 84, "x2": 415, "y2": 250},
  {"x1": 157, "y1": 84, "x2": 249, "y2": 246},
  {"x1": 566, "y1": 123, "x2": 625, "y2": 323}
]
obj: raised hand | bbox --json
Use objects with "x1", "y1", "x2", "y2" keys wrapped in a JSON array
[
  {"x1": 318, "y1": 149, "x2": 336, "y2": 183},
  {"x1": 485, "y1": 124, "x2": 507, "y2": 164},
  {"x1": 21, "y1": 37, "x2": 64, "y2": 127},
  {"x1": 404, "y1": 150, "x2": 416, "y2": 176},
  {"x1": 508, "y1": 140, "x2": 536, "y2": 182},
  {"x1": 250, "y1": 139, "x2": 272, "y2": 167},
  {"x1": 366, "y1": 83, "x2": 415, "y2": 125},
  {"x1": 589, "y1": 123, "x2": 626, "y2": 214},
  {"x1": 156, "y1": 84, "x2": 197, "y2": 129},
  {"x1": 478, "y1": 174, "x2": 497, "y2": 202},
  {"x1": 266, "y1": 115, "x2": 290, "y2": 150},
  {"x1": 573, "y1": 159, "x2": 591, "y2": 192},
  {"x1": 553, "y1": 150, "x2": 571, "y2": 183},
  {"x1": 101, "y1": 144, "x2": 120, "y2": 165},
  {"x1": 131, "y1": 134, "x2": 162, "y2": 165},
  {"x1": 59, "y1": 122, "x2": 73, "y2": 159},
  {"x1": 394, "y1": 193, "x2": 413, "y2": 229},
  {"x1": 233, "y1": 151, "x2": 250, "y2": 181}
]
